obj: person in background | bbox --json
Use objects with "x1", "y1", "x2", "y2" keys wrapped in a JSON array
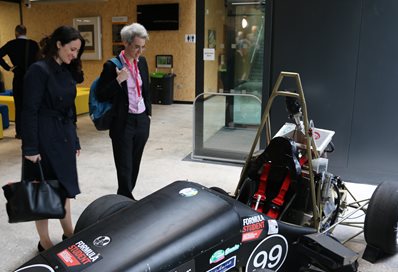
[
  {"x1": 21, "y1": 25, "x2": 85, "y2": 252},
  {"x1": 97, "y1": 23, "x2": 151, "y2": 200},
  {"x1": 0, "y1": 25, "x2": 40, "y2": 139}
]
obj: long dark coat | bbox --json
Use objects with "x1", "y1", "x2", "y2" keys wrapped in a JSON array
[{"x1": 21, "y1": 58, "x2": 80, "y2": 198}]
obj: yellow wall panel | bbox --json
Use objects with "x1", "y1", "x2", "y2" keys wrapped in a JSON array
[{"x1": 0, "y1": 0, "x2": 196, "y2": 102}]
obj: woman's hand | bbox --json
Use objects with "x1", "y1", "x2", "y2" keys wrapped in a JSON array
[
  {"x1": 25, "y1": 154, "x2": 41, "y2": 163},
  {"x1": 116, "y1": 67, "x2": 129, "y2": 84}
]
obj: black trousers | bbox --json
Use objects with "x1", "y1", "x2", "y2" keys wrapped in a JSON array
[{"x1": 111, "y1": 113, "x2": 150, "y2": 199}]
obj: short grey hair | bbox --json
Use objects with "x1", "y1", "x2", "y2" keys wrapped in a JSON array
[{"x1": 120, "y1": 23, "x2": 149, "y2": 43}]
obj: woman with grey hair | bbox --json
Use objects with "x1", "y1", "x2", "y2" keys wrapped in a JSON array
[{"x1": 96, "y1": 23, "x2": 151, "y2": 200}]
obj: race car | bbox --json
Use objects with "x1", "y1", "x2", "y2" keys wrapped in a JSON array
[
  {"x1": 16, "y1": 180, "x2": 360, "y2": 272},
  {"x1": 16, "y1": 72, "x2": 398, "y2": 272}
]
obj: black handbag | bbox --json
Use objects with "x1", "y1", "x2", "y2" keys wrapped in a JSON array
[{"x1": 2, "y1": 160, "x2": 66, "y2": 223}]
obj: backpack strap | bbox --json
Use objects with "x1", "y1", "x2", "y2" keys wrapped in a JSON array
[{"x1": 110, "y1": 57, "x2": 123, "y2": 69}]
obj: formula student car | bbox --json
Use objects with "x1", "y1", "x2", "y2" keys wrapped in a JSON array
[{"x1": 16, "y1": 72, "x2": 398, "y2": 272}]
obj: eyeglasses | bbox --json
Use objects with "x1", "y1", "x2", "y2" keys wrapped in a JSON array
[{"x1": 131, "y1": 44, "x2": 146, "y2": 52}]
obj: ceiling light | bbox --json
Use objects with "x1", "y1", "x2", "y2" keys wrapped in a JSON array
[{"x1": 241, "y1": 17, "x2": 248, "y2": 29}]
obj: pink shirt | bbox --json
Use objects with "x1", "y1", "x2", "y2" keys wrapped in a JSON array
[{"x1": 119, "y1": 51, "x2": 146, "y2": 114}]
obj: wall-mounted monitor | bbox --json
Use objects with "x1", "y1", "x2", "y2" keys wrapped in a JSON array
[
  {"x1": 137, "y1": 3, "x2": 179, "y2": 31},
  {"x1": 156, "y1": 55, "x2": 173, "y2": 69}
]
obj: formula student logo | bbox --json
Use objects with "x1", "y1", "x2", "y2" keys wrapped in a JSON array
[
  {"x1": 242, "y1": 215, "x2": 265, "y2": 242},
  {"x1": 57, "y1": 240, "x2": 103, "y2": 271}
]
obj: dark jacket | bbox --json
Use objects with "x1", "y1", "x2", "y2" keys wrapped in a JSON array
[
  {"x1": 21, "y1": 58, "x2": 80, "y2": 198},
  {"x1": 96, "y1": 56, "x2": 151, "y2": 138},
  {"x1": 0, "y1": 38, "x2": 40, "y2": 73}
]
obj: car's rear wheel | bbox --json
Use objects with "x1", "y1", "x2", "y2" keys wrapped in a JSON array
[
  {"x1": 364, "y1": 182, "x2": 398, "y2": 255},
  {"x1": 74, "y1": 194, "x2": 135, "y2": 234}
]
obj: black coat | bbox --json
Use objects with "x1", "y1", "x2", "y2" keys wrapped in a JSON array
[
  {"x1": 21, "y1": 58, "x2": 80, "y2": 198},
  {"x1": 96, "y1": 56, "x2": 151, "y2": 139},
  {"x1": 0, "y1": 38, "x2": 40, "y2": 74}
]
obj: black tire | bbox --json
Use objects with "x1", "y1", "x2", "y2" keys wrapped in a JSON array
[
  {"x1": 74, "y1": 194, "x2": 135, "y2": 234},
  {"x1": 364, "y1": 182, "x2": 398, "y2": 255}
]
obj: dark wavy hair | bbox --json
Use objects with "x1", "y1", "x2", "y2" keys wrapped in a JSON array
[
  {"x1": 40, "y1": 25, "x2": 85, "y2": 60},
  {"x1": 40, "y1": 25, "x2": 85, "y2": 80}
]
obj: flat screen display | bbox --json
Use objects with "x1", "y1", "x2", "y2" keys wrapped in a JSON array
[{"x1": 137, "y1": 3, "x2": 179, "y2": 31}]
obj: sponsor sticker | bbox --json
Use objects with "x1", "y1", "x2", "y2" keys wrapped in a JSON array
[
  {"x1": 93, "y1": 236, "x2": 111, "y2": 247},
  {"x1": 268, "y1": 219, "x2": 279, "y2": 234},
  {"x1": 179, "y1": 187, "x2": 198, "y2": 197},
  {"x1": 246, "y1": 234, "x2": 288, "y2": 272},
  {"x1": 57, "y1": 249, "x2": 81, "y2": 267},
  {"x1": 57, "y1": 240, "x2": 102, "y2": 271},
  {"x1": 225, "y1": 244, "x2": 240, "y2": 256},
  {"x1": 242, "y1": 230, "x2": 263, "y2": 242},
  {"x1": 242, "y1": 215, "x2": 265, "y2": 242},
  {"x1": 210, "y1": 249, "x2": 225, "y2": 264},
  {"x1": 209, "y1": 244, "x2": 240, "y2": 264},
  {"x1": 207, "y1": 256, "x2": 236, "y2": 272}
]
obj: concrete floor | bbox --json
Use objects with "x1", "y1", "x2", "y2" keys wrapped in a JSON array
[{"x1": 0, "y1": 103, "x2": 397, "y2": 271}]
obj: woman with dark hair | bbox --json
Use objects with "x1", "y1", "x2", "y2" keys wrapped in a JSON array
[
  {"x1": 40, "y1": 35, "x2": 85, "y2": 124},
  {"x1": 21, "y1": 25, "x2": 85, "y2": 252}
]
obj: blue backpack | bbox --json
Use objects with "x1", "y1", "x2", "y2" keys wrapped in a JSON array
[{"x1": 89, "y1": 57, "x2": 123, "y2": 130}]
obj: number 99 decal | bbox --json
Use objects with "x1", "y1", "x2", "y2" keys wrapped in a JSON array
[{"x1": 246, "y1": 234, "x2": 288, "y2": 272}]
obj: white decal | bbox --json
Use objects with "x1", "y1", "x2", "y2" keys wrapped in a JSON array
[
  {"x1": 268, "y1": 219, "x2": 279, "y2": 234},
  {"x1": 93, "y1": 236, "x2": 111, "y2": 247},
  {"x1": 15, "y1": 264, "x2": 55, "y2": 272},
  {"x1": 207, "y1": 256, "x2": 236, "y2": 272},
  {"x1": 243, "y1": 215, "x2": 265, "y2": 226},
  {"x1": 246, "y1": 234, "x2": 288, "y2": 272},
  {"x1": 179, "y1": 188, "x2": 198, "y2": 197}
]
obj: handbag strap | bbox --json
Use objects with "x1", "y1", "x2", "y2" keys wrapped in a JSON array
[
  {"x1": 21, "y1": 158, "x2": 46, "y2": 182},
  {"x1": 36, "y1": 161, "x2": 46, "y2": 182}
]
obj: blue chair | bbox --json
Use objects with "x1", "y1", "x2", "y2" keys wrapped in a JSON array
[
  {"x1": 0, "y1": 90, "x2": 13, "y2": 96},
  {"x1": 0, "y1": 104, "x2": 9, "y2": 129}
]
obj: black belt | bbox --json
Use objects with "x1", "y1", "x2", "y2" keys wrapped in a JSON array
[{"x1": 39, "y1": 108, "x2": 72, "y2": 124}]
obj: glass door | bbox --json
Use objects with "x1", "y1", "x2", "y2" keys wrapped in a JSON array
[
  {"x1": 193, "y1": 0, "x2": 267, "y2": 163},
  {"x1": 204, "y1": 0, "x2": 265, "y2": 96}
]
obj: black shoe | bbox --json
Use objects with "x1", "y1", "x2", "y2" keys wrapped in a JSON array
[
  {"x1": 37, "y1": 242, "x2": 45, "y2": 252},
  {"x1": 62, "y1": 234, "x2": 69, "y2": 241}
]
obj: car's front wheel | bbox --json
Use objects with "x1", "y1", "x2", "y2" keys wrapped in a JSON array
[
  {"x1": 74, "y1": 194, "x2": 135, "y2": 234},
  {"x1": 364, "y1": 182, "x2": 398, "y2": 255}
]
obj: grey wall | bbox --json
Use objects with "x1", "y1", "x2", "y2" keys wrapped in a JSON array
[{"x1": 269, "y1": 0, "x2": 398, "y2": 185}]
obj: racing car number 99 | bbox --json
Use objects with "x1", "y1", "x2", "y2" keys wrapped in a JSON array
[{"x1": 246, "y1": 234, "x2": 288, "y2": 272}]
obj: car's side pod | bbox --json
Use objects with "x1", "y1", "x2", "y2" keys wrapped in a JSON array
[{"x1": 296, "y1": 233, "x2": 359, "y2": 272}]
